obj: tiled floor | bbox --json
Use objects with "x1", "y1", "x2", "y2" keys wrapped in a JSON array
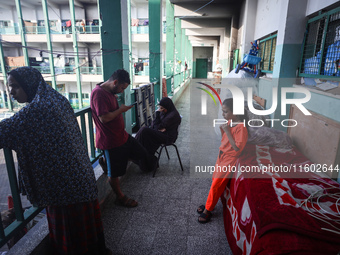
[{"x1": 101, "y1": 80, "x2": 233, "y2": 255}]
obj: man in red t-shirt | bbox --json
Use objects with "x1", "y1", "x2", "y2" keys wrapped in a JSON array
[{"x1": 91, "y1": 69, "x2": 152, "y2": 207}]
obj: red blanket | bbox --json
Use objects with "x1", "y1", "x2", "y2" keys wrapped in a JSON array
[{"x1": 222, "y1": 144, "x2": 340, "y2": 255}]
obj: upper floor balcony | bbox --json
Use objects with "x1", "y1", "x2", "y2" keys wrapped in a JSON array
[
  {"x1": 0, "y1": 65, "x2": 104, "y2": 94},
  {"x1": 0, "y1": 24, "x2": 100, "y2": 35},
  {"x1": 1, "y1": 22, "x2": 166, "y2": 43},
  {"x1": 0, "y1": 23, "x2": 101, "y2": 43}
]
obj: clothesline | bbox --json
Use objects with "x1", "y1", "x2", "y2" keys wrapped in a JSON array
[{"x1": 131, "y1": 18, "x2": 149, "y2": 26}]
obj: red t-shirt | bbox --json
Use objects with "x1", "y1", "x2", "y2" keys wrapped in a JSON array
[{"x1": 90, "y1": 83, "x2": 128, "y2": 149}]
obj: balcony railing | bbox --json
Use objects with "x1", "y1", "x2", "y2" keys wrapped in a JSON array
[
  {"x1": 0, "y1": 24, "x2": 100, "y2": 35},
  {"x1": 0, "y1": 25, "x2": 19, "y2": 35},
  {"x1": 0, "y1": 106, "x2": 101, "y2": 249},
  {"x1": 16, "y1": 66, "x2": 103, "y2": 75},
  {"x1": 131, "y1": 25, "x2": 166, "y2": 34}
]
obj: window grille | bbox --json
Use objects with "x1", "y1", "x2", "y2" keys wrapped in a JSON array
[
  {"x1": 300, "y1": 7, "x2": 340, "y2": 77},
  {"x1": 258, "y1": 34, "x2": 277, "y2": 73}
]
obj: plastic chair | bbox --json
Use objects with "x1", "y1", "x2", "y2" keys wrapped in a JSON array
[
  {"x1": 153, "y1": 142, "x2": 184, "y2": 177},
  {"x1": 153, "y1": 119, "x2": 184, "y2": 177}
]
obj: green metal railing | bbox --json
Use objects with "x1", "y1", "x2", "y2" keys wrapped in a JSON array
[
  {"x1": 130, "y1": 25, "x2": 166, "y2": 35},
  {"x1": 29, "y1": 66, "x2": 102, "y2": 75},
  {"x1": 0, "y1": 25, "x2": 19, "y2": 35},
  {"x1": 299, "y1": 6, "x2": 340, "y2": 78},
  {"x1": 24, "y1": 26, "x2": 47, "y2": 34},
  {"x1": 0, "y1": 106, "x2": 101, "y2": 248},
  {"x1": 0, "y1": 23, "x2": 100, "y2": 35},
  {"x1": 74, "y1": 25, "x2": 100, "y2": 34},
  {"x1": 30, "y1": 66, "x2": 51, "y2": 74},
  {"x1": 170, "y1": 69, "x2": 191, "y2": 94},
  {"x1": 79, "y1": 66, "x2": 102, "y2": 75}
]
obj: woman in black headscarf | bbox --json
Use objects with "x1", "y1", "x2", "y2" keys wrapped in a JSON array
[
  {"x1": 136, "y1": 97, "x2": 181, "y2": 157},
  {"x1": 0, "y1": 67, "x2": 111, "y2": 255}
]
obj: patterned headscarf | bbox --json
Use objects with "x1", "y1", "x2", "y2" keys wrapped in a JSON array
[
  {"x1": 8, "y1": 67, "x2": 46, "y2": 103},
  {"x1": 0, "y1": 67, "x2": 98, "y2": 207}
]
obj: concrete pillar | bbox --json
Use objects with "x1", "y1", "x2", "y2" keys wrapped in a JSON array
[
  {"x1": 175, "y1": 18, "x2": 182, "y2": 88},
  {"x1": 98, "y1": 0, "x2": 131, "y2": 130},
  {"x1": 42, "y1": 0, "x2": 56, "y2": 90},
  {"x1": 166, "y1": 0, "x2": 175, "y2": 95},
  {"x1": 149, "y1": 0, "x2": 162, "y2": 103},
  {"x1": 271, "y1": 0, "x2": 308, "y2": 130},
  {"x1": 14, "y1": 0, "x2": 29, "y2": 66},
  {"x1": 69, "y1": 0, "x2": 82, "y2": 109},
  {"x1": 0, "y1": 40, "x2": 13, "y2": 110}
]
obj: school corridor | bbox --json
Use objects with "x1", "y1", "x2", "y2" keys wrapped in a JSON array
[{"x1": 99, "y1": 79, "x2": 232, "y2": 255}]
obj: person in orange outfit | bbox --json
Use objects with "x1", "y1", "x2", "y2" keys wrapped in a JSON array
[{"x1": 197, "y1": 98, "x2": 248, "y2": 223}]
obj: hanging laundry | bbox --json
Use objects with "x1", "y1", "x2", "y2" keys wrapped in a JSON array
[{"x1": 131, "y1": 18, "x2": 139, "y2": 26}]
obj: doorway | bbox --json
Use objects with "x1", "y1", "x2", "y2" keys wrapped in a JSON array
[{"x1": 196, "y1": 58, "x2": 208, "y2": 78}]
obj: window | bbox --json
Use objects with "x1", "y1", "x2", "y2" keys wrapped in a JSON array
[
  {"x1": 300, "y1": 7, "x2": 340, "y2": 77},
  {"x1": 258, "y1": 33, "x2": 277, "y2": 73}
]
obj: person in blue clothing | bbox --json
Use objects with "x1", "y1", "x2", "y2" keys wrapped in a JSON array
[{"x1": 0, "y1": 67, "x2": 111, "y2": 255}]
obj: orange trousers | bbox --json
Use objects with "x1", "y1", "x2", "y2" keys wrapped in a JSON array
[{"x1": 205, "y1": 177, "x2": 229, "y2": 211}]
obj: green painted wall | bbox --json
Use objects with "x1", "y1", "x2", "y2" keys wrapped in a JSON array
[
  {"x1": 293, "y1": 92, "x2": 340, "y2": 123},
  {"x1": 193, "y1": 61, "x2": 196, "y2": 78},
  {"x1": 272, "y1": 44, "x2": 302, "y2": 79}
]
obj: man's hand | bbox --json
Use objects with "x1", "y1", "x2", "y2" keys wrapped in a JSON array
[
  {"x1": 159, "y1": 128, "x2": 166, "y2": 132},
  {"x1": 99, "y1": 104, "x2": 133, "y2": 124},
  {"x1": 119, "y1": 104, "x2": 134, "y2": 113}
]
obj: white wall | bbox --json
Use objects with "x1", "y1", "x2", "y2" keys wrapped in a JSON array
[
  {"x1": 136, "y1": 3, "x2": 148, "y2": 18},
  {"x1": 85, "y1": 5, "x2": 98, "y2": 21},
  {"x1": 121, "y1": 0, "x2": 129, "y2": 45},
  {"x1": 306, "y1": 0, "x2": 340, "y2": 16},
  {"x1": 0, "y1": 7, "x2": 14, "y2": 22},
  {"x1": 131, "y1": 6, "x2": 137, "y2": 18},
  {"x1": 3, "y1": 47, "x2": 19, "y2": 57},
  {"x1": 21, "y1": 8, "x2": 38, "y2": 22},
  {"x1": 36, "y1": 9, "x2": 44, "y2": 21},
  {"x1": 133, "y1": 43, "x2": 149, "y2": 58},
  {"x1": 34, "y1": 7, "x2": 62, "y2": 21},
  {"x1": 89, "y1": 44, "x2": 101, "y2": 67},
  {"x1": 27, "y1": 45, "x2": 46, "y2": 58},
  {"x1": 60, "y1": 6, "x2": 71, "y2": 20},
  {"x1": 74, "y1": 7, "x2": 85, "y2": 20},
  {"x1": 193, "y1": 47, "x2": 213, "y2": 61},
  {"x1": 254, "y1": 0, "x2": 281, "y2": 40}
]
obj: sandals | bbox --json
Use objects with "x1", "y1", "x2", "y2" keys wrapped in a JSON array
[
  {"x1": 99, "y1": 157, "x2": 108, "y2": 175},
  {"x1": 115, "y1": 195, "x2": 138, "y2": 208},
  {"x1": 197, "y1": 205, "x2": 205, "y2": 214},
  {"x1": 198, "y1": 211, "x2": 212, "y2": 224}
]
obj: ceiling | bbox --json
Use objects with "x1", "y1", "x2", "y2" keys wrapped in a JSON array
[{"x1": 170, "y1": 0, "x2": 243, "y2": 46}]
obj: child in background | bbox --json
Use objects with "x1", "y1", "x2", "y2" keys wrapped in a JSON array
[{"x1": 197, "y1": 98, "x2": 248, "y2": 223}]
